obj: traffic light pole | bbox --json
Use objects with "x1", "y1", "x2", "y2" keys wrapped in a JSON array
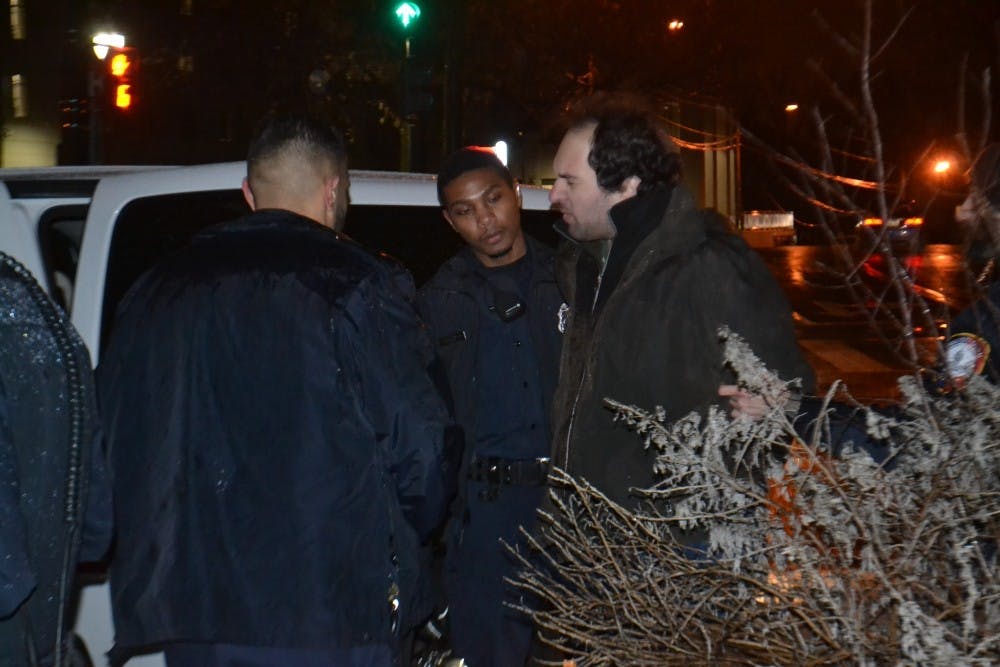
[
  {"x1": 400, "y1": 36, "x2": 414, "y2": 171},
  {"x1": 400, "y1": 121, "x2": 412, "y2": 172},
  {"x1": 87, "y1": 66, "x2": 103, "y2": 164},
  {"x1": 394, "y1": 3, "x2": 425, "y2": 172}
]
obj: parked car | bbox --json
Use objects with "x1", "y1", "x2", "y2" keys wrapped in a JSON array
[
  {"x1": 854, "y1": 204, "x2": 924, "y2": 256},
  {"x1": 0, "y1": 163, "x2": 559, "y2": 667}
]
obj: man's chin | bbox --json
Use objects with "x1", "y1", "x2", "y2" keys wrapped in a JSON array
[{"x1": 487, "y1": 245, "x2": 514, "y2": 260}]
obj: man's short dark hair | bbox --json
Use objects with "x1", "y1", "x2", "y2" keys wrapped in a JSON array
[
  {"x1": 566, "y1": 93, "x2": 681, "y2": 196},
  {"x1": 246, "y1": 114, "x2": 347, "y2": 177},
  {"x1": 437, "y1": 146, "x2": 514, "y2": 207}
]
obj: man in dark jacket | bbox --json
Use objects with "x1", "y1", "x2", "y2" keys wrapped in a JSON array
[
  {"x1": 548, "y1": 94, "x2": 814, "y2": 512},
  {"x1": 415, "y1": 147, "x2": 563, "y2": 666},
  {"x1": 98, "y1": 115, "x2": 457, "y2": 666},
  {"x1": 0, "y1": 252, "x2": 112, "y2": 667}
]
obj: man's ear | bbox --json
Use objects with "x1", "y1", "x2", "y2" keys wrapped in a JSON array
[
  {"x1": 241, "y1": 178, "x2": 256, "y2": 211},
  {"x1": 323, "y1": 174, "x2": 342, "y2": 211},
  {"x1": 620, "y1": 175, "x2": 641, "y2": 199}
]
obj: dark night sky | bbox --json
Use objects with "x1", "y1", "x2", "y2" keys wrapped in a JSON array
[{"x1": 70, "y1": 0, "x2": 999, "y2": 235}]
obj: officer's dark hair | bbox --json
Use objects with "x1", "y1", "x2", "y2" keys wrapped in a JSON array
[
  {"x1": 437, "y1": 146, "x2": 514, "y2": 207},
  {"x1": 246, "y1": 114, "x2": 347, "y2": 181},
  {"x1": 564, "y1": 92, "x2": 681, "y2": 196}
]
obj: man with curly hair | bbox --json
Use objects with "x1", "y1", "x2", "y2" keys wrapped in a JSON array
[{"x1": 548, "y1": 93, "x2": 814, "y2": 513}]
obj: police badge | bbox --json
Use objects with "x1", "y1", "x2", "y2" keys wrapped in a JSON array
[
  {"x1": 945, "y1": 332, "x2": 991, "y2": 389},
  {"x1": 557, "y1": 302, "x2": 569, "y2": 333}
]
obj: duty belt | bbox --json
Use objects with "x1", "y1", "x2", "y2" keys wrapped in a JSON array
[{"x1": 468, "y1": 455, "x2": 551, "y2": 487}]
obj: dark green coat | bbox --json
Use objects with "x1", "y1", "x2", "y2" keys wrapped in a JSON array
[{"x1": 550, "y1": 185, "x2": 814, "y2": 509}]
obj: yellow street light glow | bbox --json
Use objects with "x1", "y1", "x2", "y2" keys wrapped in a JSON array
[
  {"x1": 785, "y1": 104, "x2": 799, "y2": 112},
  {"x1": 668, "y1": 19, "x2": 684, "y2": 31},
  {"x1": 933, "y1": 160, "x2": 951, "y2": 174}
]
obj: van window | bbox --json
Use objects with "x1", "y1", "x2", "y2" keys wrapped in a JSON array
[
  {"x1": 344, "y1": 207, "x2": 560, "y2": 286},
  {"x1": 102, "y1": 192, "x2": 560, "y2": 352},
  {"x1": 36, "y1": 204, "x2": 89, "y2": 311},
  {"x1": 102, "y1": 189, "x2": 249, "y2": 351}
]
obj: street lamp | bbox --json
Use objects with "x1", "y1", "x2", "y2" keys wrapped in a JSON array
[
  {"x1": 92, "y1": 32, "x2": 124, "y2": 61},
  {"x1": 930, "y1": 155, "x2": 957, "y2": 187},
  {"x1": 492, "y1": 140, "x2": 508, "y2": 167}
]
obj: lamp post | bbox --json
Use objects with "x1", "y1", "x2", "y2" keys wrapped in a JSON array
[{"x1": 89, "y1": 32, "x2": 125, "y2": 164}]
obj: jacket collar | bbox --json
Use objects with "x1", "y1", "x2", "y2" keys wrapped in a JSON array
[
  {"x1": 454, "y1": 234, "x2": 544, "y2": 273},
  {"x1": 610, "y1": 183, "x2": 701, "y2": 258},
  {"x1": 552, "y1": 183, "x2": 698, "y2": 258},
  {"x1": 554, "y1": 184, "x2": 700, "y2": 312},
  {"x1": 197, "y1": 208, "x2": 337, "y2": 241},
  {"x1": 607, "y1": 184, "x2": 675, "y2": 263}
]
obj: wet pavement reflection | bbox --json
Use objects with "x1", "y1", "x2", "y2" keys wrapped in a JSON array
[{"x1": 755, "y1": 244, "x2": 972, "y2": 403}]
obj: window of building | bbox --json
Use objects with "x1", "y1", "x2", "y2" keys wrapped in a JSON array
[
  {"x1": 180, "y1": 0, "x2": 192, "y2": 16},
  {"x1": 10, "y1": 0, "x2": 25, "y2": 39},
  {"x1": 11, "y1": 74, "x2": 27, "y2": 118}
]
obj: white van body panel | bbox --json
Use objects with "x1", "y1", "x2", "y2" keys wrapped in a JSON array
[
  {"x1": 0, "y1": 186, "x2": 47, "y2": 284},
  {"x1": 1, "y1": 163, "x2": 554, "y2": 666}
]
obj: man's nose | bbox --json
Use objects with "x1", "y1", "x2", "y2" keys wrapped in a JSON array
[
  {"x1": 548, "y1": 185, "x2": 561, "y2": 207},
  {"x1": 475, "y1": 205, "x2": 496, "y2": 227}
]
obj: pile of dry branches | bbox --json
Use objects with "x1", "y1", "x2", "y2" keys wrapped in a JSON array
[{"x1": 512, "y1": 331, "x2": 1000, "y2": 666}]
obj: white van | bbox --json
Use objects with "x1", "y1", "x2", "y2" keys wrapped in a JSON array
[{"x1": 0, "y1": 163, "x2": 558, "y2": 666}]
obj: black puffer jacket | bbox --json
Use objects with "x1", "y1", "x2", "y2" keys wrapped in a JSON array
[
  {"x1": 551, "y1": 185, "x2": 814, "y2": 509},
  {"x1": 98, "y1": 211, "x2": 458, "y2": 655}
]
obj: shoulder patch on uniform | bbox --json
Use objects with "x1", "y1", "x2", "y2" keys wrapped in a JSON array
[{"x1": 946, "y1": 332, "x2": 991, "y2": 388}]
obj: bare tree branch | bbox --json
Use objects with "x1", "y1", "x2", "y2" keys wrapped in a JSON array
[{"x1": 512, "y1": 333, "x2": 1000, "y2": 665}]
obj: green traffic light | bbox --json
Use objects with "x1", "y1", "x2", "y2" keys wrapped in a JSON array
[{"x1": 395, "y1": 1, "x2": 421, "y2": 29}]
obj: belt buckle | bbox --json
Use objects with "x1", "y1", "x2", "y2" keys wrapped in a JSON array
[
  {"x1": 479, "y1": 460, "x2": 504, "y2": 502},
  {"x1": 485, "y1": 461, "x2": 507, "y2": 486}
]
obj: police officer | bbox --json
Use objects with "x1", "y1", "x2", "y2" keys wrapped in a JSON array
[{"x1": 416, "y1": 147, "x2": 563, "y2": 667}]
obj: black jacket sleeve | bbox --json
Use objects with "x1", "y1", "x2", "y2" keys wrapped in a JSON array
[{"x1": 350, "y1": 271, "x2": 460, "y2": 541}]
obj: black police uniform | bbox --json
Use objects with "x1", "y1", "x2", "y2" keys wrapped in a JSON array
[{"x1": 417, "y1": 237, "x2": 562, "y2": 667}]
